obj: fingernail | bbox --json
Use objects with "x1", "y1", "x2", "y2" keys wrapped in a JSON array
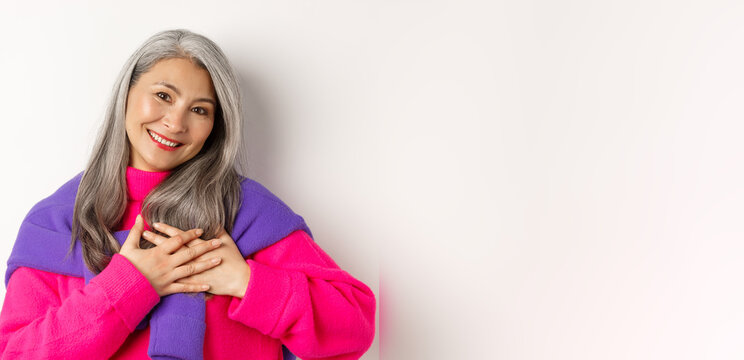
[
  {"x1": 211, "y1": 258, "x2": 220, "y2": 264},
  {"x1": 152, "y1": 223, "x2": 161, "y2": 229},
  {"x1": 142, "y1": 231, "x2": 151, "y2": 238},
  {"x1": 195, "y1": 229, "x2": 203, "y2": 236},
  {"x1": 202, "y1": 285, "x2": 210, "y2": 290},
  {"x1": 211, "y1": 239, "x2": 221, "y2": 246}
]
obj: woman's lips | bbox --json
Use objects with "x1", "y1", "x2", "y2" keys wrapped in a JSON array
[
  {"x1": 147, "y1": 129, "x2": 183, "y2": 152},
  {"x1": 149, "y1": 129, "x2": 182, "y2": 144}
]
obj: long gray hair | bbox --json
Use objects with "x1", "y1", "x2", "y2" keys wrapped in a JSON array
[{"x1": 71, "y1": 29, "x2": 244, "y2": 274}]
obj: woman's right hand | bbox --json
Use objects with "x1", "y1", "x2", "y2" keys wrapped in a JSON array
[{"x1": 119, "y1": 214, "x2": 222, "y2": 297}]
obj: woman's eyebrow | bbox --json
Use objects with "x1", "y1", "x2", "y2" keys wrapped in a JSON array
[{"x1": 154, "y1": 81, "x2": 216, "y2": 106}]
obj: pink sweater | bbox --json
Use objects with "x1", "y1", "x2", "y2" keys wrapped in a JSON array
[{"x1": 0, "y1": 167, "x2": 376, "y2": 359}]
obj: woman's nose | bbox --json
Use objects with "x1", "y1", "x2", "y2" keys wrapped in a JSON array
[{"x1": 162, "y1": 108, "x2": 187, "y2": 133}]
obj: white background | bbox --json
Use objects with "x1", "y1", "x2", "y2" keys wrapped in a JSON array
[{"x1": 2, "y1": 1, "x2": 744, "y2": 359}]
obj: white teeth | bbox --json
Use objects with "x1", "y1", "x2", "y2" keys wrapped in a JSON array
[{"x1": 148, "y1": 130, "x2": 180, "y2": 147}]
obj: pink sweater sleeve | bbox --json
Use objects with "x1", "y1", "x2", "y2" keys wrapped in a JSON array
[
  {"x1": 0, "y1": 254, "x2": 160, "y2": 359},
  {"x1": 227, "y1": 230, "x2": 376, "y2": 360}
]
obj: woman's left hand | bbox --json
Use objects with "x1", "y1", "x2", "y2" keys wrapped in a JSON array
[{"x1": 147, "y1": 222, "x2": 251, "y2": 298}]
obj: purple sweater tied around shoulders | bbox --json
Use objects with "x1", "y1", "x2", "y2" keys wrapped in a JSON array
[{"x1": 4, "y1": 171, "x2": 313, "y2": 360}]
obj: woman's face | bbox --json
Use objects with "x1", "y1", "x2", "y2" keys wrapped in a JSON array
[{"x1": 125, "y1": 57, "x2": 217, "y2": 172}]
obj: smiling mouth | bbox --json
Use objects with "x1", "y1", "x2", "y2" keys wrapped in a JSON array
[{"x1": 147, "y1": 129, "x2": 183, "y2": 148}]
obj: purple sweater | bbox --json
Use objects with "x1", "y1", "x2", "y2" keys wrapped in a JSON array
[{"x1": 5, "y1": 171, "x2": 312, "y2": 360}]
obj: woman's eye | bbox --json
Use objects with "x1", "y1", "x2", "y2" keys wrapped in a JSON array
[
  {"x1": 156, "y1": 92, "x2": 171, "y2": 101},
  {"x1": 192, "y1": 107, "x2": 208, "y2": 116}
]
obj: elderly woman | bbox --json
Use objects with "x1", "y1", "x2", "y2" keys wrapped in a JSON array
[{"x1": 0, "y1": 29, "x2": 375, "y2": 360}]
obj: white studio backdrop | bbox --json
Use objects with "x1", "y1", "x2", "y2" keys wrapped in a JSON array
[{"x1": 2, "y1": 1, "x2": 744, "y2": 359}]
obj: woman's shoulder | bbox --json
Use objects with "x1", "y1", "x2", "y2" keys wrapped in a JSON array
[
  {"x1": 232, "y1": 174, "x2": 313, "y2": 241},
  {"x1": 237, "y1": 175, "x2": 299, "y2": 213},
  {"x1": 238, "y1": 175, "x2": 290, "y2": 205}
]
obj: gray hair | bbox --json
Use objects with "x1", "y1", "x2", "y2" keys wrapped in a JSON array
[{"x1": 71, "y1": 29, "x2": 244, "y2": 274}]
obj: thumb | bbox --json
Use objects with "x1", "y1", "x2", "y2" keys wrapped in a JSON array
[{"x1": 122, "y1": 214, "x2": 145, "y2": 250}]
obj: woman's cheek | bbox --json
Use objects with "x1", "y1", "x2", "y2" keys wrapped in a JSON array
[{"x1": 140, "y1": 96, "x2": 163, "y2": 119}]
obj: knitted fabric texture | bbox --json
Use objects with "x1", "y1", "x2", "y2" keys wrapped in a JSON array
[{"x1": 5, "y1": 171, "x2": 312, "y2": 360}]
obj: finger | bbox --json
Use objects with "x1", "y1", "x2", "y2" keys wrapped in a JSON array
[
  {"x1": 172, "y1": 238, "x2": 222, "y2": 265},
  {"x1": 162, "y1": 228, "x2": 204, "y2": 254},
  {"x1": 168, "y1": 257, "x2": 221, "y2": 283},
  {"x1": 122, "y1": 214, "x2": 145, "y2": 250},
  {"x1": 141, "y1": 229, "x2": 167, "y2": 246},
  {"x1": 187, "y1": 248, "x2": 216, "y2": 263},
  {"x1": 184, "y1": 238, "x2": 206, "y2": 248},
  {"x1": 152, "y1": 222, "x2": 188, "y2": 238},
  {"x1": 142, "y1": 230, "x2": 202, "y2": 248},
  {"x1": 173, "y1": 242, "x2": 217, "y2": 264},
  {"x1": 174, "y1": 272, "x2": 197, "y2": 284},
  {"x1": 165, "y1": 282, "x2": 210, "y2": 295},
  {"x1": 147, "y1": 232, "x2": 203, "y2": 248},
  {"x1": 153, "y1": 222, "x2": 204, "y2": 247}
]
